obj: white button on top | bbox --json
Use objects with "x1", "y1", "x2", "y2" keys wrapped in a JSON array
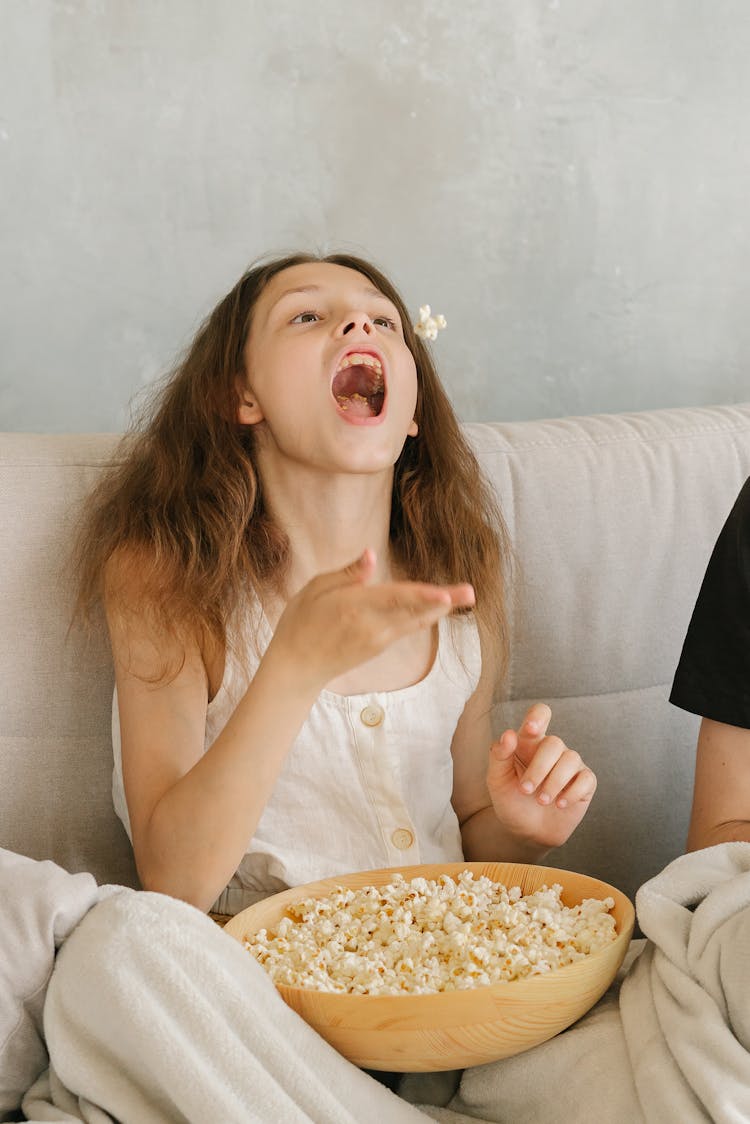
[
  {"x1": 360, "y1": 704, "x2": 384, "y2": 728},
  {"x1": 391, "y1": 828, "x2": 414, "y2": 850}
]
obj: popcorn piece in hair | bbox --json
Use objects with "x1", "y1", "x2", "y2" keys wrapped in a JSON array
[{"x1": 414, "y1": 304, "x2": 447, "y2": 341}]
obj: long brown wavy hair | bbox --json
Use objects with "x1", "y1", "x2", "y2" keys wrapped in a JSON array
[{"x1": 74, "y1": 251, "x2": 512, "y2": 680}]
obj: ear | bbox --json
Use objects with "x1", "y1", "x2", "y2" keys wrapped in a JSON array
[
  {"x1": 408, "y1": 418, "x2": 419, "y2": 437},
  {"x1": 235, "y1": 375, "x2": 264, "y2": 425}
]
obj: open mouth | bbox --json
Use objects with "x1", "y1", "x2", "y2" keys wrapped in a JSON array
[{"x1": 331, "y1": 352, "x2": 385, "y2": 418}]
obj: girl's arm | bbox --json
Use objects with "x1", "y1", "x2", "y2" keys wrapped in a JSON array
[
  {"x1": 111, "y1": 549, "x2": 474, "y2": 911},
  {"x1": 687, "y1": 717, "x2": 750, "y2": 850},
  {"x1": 111, "y1": 606, "x2": 320, "y2": 912},
  {"x1": 451, "y1": 638, "x2": 596, "y2": 864}
]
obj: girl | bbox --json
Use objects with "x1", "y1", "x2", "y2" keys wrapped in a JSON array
[{"x1": 74, "y1": 251, "x2": 596, "y2": 917}]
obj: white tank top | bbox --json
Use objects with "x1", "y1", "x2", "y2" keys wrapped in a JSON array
[{"x1": 112, "y1": 604, "x2": 482, "y2": 915}]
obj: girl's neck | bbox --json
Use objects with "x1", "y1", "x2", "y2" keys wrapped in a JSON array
[{"x1": 259, "y1": 463, "x2": 397, "y2": 603}]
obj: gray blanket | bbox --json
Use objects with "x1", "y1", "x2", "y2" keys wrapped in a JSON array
[{"x1": 2, "y1": 843, "x2": 749, "y2": 1124}]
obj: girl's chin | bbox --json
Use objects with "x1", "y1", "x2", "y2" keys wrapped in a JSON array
[{"x1": 325, "y1": 440, "x2": 405, "y2": 476}]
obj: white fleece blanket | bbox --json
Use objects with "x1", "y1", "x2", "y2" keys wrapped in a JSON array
[
  {"x1": 23, "y1": 890, "x2": 429, "y2": 1124},
  {"x1": 414, "y1": 842, "x2": 750, "y2": 1124},
  {"x1": 620, "y1": 842, "x2": 750, "y2": 1122},
  {"x1": 11, "y1": 843, "x2": 750, "y2": 1124},
  {"x1": 0, "y1": 849, "x2": 105, "y2": 1121}
]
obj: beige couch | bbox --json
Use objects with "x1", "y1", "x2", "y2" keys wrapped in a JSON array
[{"x1": 2, "y1": 403, "x2": 750, "y2": 907}]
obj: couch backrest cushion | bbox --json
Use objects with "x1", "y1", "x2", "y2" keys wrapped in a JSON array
[
  {"x1": 0, "y1": 433, "x2": 137, "y2": 888},
  {"x1": 469, "y1": 404, "x2": 750, "y2": 901},
  {"x1": 2, "y1": 405, "x2": 750, "y2": 903}
]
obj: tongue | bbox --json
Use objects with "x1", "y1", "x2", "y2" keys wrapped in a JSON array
[{"x1": 338, "y1": 392, "x2": 374, "y2": 418}]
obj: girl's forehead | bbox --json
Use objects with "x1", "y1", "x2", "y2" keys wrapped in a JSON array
[{"x1": 258, "y1": 261, "x2": 390, "y2": 314}]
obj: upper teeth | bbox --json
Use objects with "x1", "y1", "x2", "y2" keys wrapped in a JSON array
[{"x1": 336, "y1": 353, "x2": 382, "y2": 374}]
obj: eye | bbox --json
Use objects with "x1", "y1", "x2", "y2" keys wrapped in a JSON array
[
  {"x1": 373, "y1": 316, "x2": 397, "y2": 330},
  {"x1": 290, "y1": 311, "x2": 321, "y2": 324}
]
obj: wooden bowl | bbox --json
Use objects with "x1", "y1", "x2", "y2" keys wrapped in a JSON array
[{"x1": 224, "y1": 861, "x2": 634, "y2": 1072}]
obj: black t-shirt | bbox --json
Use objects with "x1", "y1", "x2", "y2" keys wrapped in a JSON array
[{"x1": 670, "y1": 476, "x2": 750, "y2": 730}]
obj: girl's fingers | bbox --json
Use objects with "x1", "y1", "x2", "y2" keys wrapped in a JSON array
[
  {"x1": 370, "y1": 581, "x2": 466, "y2": 621},
  {"x1": 281, "y1": 563, "x2": 473, "y2": 687},
  {"x1": 346, "y1": 547, "x2": 377, "y2": 581},
  {"x1": 377, "y1": 584, "x2": 472, "y2": 611},
  {"x1": 330, "y1": 548, "x2": 378, "y2": 586},
  {"x1": 518, "y1": 736, "x2": 578, "y2": 797},
  {"x1": 554, "y1": 768, "x2": 598, "y2": 809},
  {"x1": 533, "y1": 750, "x2": 589, "y2": 805},
  {"x1": 443, "y1": 583, "x2": 476, "y2": 608},
  {"x1": 379, "y1": 585, "x2": 452, "y2": 614},
  {"x1": 492, "y1": 730, "x2": 519, "y2": 759},
  {"x1": 516, "y1": 703, "x2": 552, "y2": 746},
  {"x1": 310, "y1": 559, "x2": 473, "y2": 612},
  {"x1": 488, "y1": 731, "x2": 521, "y2": 777},
  {"x1": 334, "y1": 584, "x2": 453, "y2": 655}
]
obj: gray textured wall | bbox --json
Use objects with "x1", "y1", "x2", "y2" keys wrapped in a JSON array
[{"x1": 2, "y1": 1, "x2": 749, "y2": 433}]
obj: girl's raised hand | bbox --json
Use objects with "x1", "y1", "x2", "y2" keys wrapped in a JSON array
[
  {"x1": 267, "y1": 548, "x2": 475, "y2": 693},
  {"x1": 485, "y1": 703, "x2": 597, "y2": 851}
]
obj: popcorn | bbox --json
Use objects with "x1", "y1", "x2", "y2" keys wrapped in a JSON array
[
  {"x1": 413, "y1": 304, "x2": 447, "y2": 341},
  {"x1": 243, "y1": 870, "x2": 617, "y2": 996}
]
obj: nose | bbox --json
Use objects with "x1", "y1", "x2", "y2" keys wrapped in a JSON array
[{"x1": 339, "y1": 311, "x2": 373, "y2": 336}]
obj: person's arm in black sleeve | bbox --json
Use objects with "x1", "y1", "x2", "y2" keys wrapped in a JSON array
[{"x1": 670, "y1": 477, "x2": 750, "y2": 850}]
